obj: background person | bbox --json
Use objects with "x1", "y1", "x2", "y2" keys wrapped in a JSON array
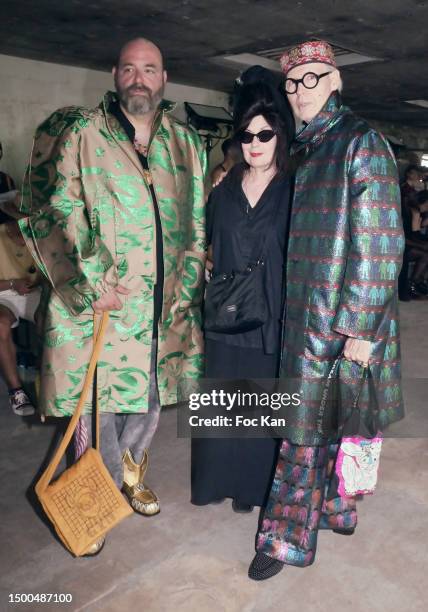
[
  {"x1": 0, "y1": 218, "x2": 41, "y2": 416},
  {"x1": 0, "y1": 141, "x2": 18, "y2": 225},
  {"x1": 400, "y1": 190, "x2": 428, "y2": 298},
  {"x1": 400, "y1": 164, "x2": 424, "y2": 211},
  {"x1": 210, "y1": 138, "x2": 241, "y2": 188},
  {"x1": 399, "y1": 173, "x2": 428, "y2": 299}
]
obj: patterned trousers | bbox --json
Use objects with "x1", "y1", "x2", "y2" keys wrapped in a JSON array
[{"x1": 256, "y1": 439, "x2": 357, "y2": 567}]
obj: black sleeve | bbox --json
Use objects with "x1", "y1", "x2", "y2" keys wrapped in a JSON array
[{"x1": 206, "y1": 191, "x2": 215, "y2": 246}]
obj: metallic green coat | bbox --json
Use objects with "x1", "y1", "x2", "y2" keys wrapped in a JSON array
[
  {"x1": 282, "y1": 93, "x2": 404, "y2": 444},
  {"x1": 20, "y1": 92, "x2": 207, "y2": 416}
]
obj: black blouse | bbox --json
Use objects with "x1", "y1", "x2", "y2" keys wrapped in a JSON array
[{"x1": 205, "y1": 163, "x2": 291, "y2": 354}]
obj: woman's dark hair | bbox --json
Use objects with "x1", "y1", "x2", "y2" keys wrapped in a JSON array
[{"x1": 233, "y1": 82, "x2": 290, "y2": 175}]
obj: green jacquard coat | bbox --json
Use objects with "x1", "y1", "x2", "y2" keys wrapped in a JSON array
[{"x1": 19, "y1": 91, "x2": 207, "y2": 417}]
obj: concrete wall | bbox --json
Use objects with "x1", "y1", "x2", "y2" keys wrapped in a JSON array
[
  {"x1": 368, "y1": 119, "x2": 428, "y2": 152},
  {"x1": 0, "y1": 54, "x2": 229, "y2": 185}
]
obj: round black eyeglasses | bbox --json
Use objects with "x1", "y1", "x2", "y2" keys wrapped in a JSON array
[{"x1": 285, "y1": 71, "x2": 331, "y2": 94}]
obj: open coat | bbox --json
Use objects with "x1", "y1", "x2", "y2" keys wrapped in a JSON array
[
  {"x1": 281, "y1": 93, "x2": 404, "y2": 445},
  {"x1": 19, "y1": 91, "x2": 206, "y2": 416}
]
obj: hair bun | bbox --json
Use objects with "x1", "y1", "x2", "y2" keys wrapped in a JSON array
[{"x1": 233, "y1": 66, "x2": 295, "y2": 142}]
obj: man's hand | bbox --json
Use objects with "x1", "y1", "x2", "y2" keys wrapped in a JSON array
[
  {"x1": 211, "y1": 168, "x2": 228, "y2": 189},
  {"x1": 343, "y1": 337, "x2": 372, "y2": 367},
  {"x1": 12, "y1": 278, "x2": 33, "y2": 295},
  {"x1": 92, "y1": 285, "x2": 130, "y2": 313}
]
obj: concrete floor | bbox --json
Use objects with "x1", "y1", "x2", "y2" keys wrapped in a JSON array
[{"x1": 0, "y1": 301, "x2": 427, "y2": 612}]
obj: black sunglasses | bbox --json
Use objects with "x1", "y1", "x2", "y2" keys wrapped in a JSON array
[{"x1": 238, "y1": 129, "x2": 276, "y2": 144}]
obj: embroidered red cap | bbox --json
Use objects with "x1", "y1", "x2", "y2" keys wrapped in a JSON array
[{"x1": 280, "y1": 40, "x2": 336, "y2": 75}]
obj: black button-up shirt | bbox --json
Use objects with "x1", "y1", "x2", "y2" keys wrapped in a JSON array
[
  {"x1": 206, "y1": 163, "x2": 291, "y2": 354},
  {"x1": 109, "y1": 100, "x2": 164, "y2": 337}
]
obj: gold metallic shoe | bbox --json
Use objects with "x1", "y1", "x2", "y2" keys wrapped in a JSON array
[
  {"x1": 122, "y1": 449, "x2": 160, "y2": 516},
  {"x1": 82, "y1": 537, "x2": 105, "y2": 557}
]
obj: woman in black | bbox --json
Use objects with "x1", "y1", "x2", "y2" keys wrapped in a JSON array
[{"x1": 191, "y1": 80, "x2": 293, "y2": 511}]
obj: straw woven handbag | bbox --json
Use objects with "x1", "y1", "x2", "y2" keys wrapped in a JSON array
[{"x1": 35, "y1": 312, "x2": 132, "y2": 557}]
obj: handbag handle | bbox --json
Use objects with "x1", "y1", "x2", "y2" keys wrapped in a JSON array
[
  {"x1": 339, "y1": 365, "x2": 379, "y2": 439},
  {"x1": 318, "y1": 355, "x2": 378, "y2": 439},
  {"x1": 35, "y1": 312, "x2": 109, "y2": 495},
  {"x1": 316, "y1": 354, "x2": 342, "y2": 436}
]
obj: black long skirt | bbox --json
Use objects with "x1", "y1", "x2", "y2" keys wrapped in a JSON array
[{"x1": 191, "y1": 339, "x2": 280, "y2": 507}]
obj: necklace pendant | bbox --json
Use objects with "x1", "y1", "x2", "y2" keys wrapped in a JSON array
[
  {"x1": 133, "y1": 137, "x2": 149, "y2": 156},
  {"x1": 143, "y1": 169, "x2": 153, "y2": 186}
]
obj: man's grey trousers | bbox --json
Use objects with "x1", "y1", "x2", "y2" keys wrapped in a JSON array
[{"x1": 78, "y1": 338, "x2": 161, "y2": 488}]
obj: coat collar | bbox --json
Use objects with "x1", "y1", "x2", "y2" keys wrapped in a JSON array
[
  {"x1": 292, "y1": 92, "x2": 348, "y2": 152},
  {"x1": 100, "y1": 91, "x2": 176, "y2": 141},
  {"x1": 98, "y1": 91, "x2": 176, "y2": 175}
]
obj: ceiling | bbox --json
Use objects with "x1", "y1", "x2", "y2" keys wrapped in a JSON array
[{"x1": 1, "y1": 0, "x2": 428, "y2": 129}]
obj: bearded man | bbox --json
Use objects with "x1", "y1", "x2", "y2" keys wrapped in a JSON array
[
  {"x1": 248, "y1": 40, "x2": 404, "y2": 580},
  {"x1": 20, "y1": 38, "x2": 206, "y2": 554}
]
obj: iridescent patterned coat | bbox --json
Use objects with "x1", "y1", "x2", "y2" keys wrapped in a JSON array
[
  {"x1": 19, "y1": 91, "x2": 206, "y2": 417},
  {"x1": 282, "y1": 92, "x2": 404, "y2": 445}
]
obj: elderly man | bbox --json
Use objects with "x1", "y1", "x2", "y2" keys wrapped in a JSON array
[
  {"x1": 20, "y1": 38, "x2": 206, "y2": 554},
  {"x1": 249, "y1": 41, "x2": 404, "y2": 580}
]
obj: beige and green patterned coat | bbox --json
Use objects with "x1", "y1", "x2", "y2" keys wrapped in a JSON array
[{"x1": 19, "y1": 91, "x2": 206, "y2": 417}]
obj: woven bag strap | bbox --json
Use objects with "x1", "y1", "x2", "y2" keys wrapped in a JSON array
[
  {"x1": 93, "y1": 315, "x2": 101, "y2": 451},
  {"x1": 36, "y1": 312, "x2": 109, "y2": 493}
]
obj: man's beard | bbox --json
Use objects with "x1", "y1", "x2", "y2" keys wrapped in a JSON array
[{"x1": 116, "y1": 82, "x2": 164, "y2": 116}]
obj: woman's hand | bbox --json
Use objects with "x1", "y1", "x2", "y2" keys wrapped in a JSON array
[
  {"x1": 343, "y1": 337, "x2": 372, "y2": 367},
  {"x1": 211, "y1": 165, "x2": 229, "y2": 189}
]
